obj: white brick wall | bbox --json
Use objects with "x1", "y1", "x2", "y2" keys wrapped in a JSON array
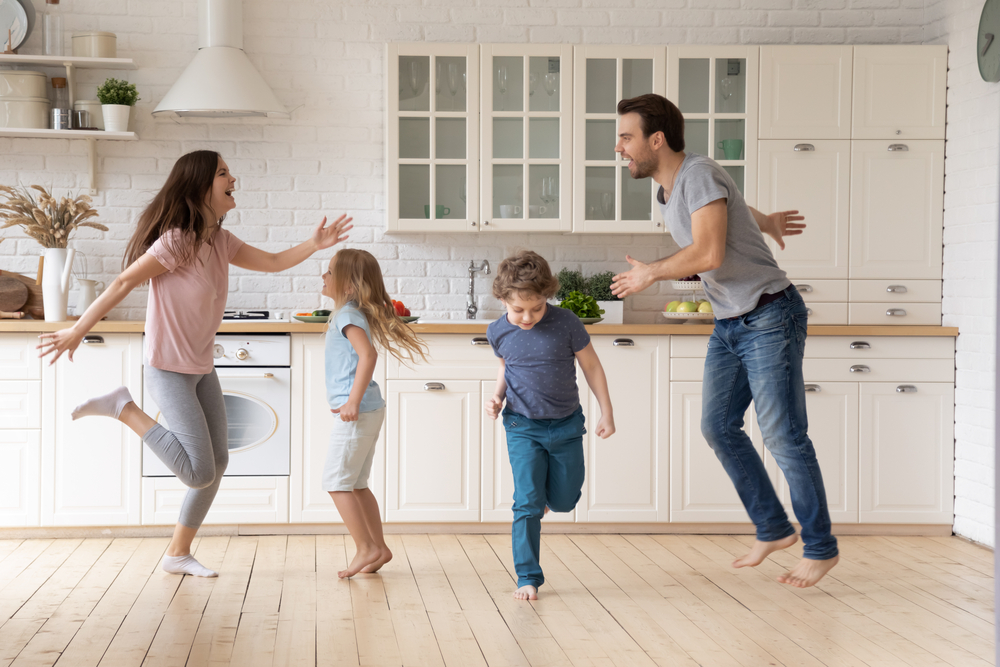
[{"x1": 926, "y1": 0, "x2": 999, "y2": 547}]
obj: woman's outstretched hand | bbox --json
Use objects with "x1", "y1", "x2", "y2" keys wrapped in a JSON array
[
  {"x1": 312, "y1": 215, "x2": 353, "y2": 250},
  {"x1": 36, "y1": 326, "x2": 85, "y2": 365}
]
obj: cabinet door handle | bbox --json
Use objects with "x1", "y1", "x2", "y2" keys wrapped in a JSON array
[
  {"x1": 804, "y1": 384, "x2": 821, "y2": 392},
  {"x1": 886, "y1": 308, "x2": 906, "y2": 317},
  {"x1": 483, "y1": 220, "x2": 490, "y2": 226},
  {"x1": 806, "y1": 308, "x2": 813, "y2": 316},
  {"x1": 612, "y1": 339, "x2": 634, "y2": 347},
  {"x1": 795, "y1": 284, "x2": 813, "y2": 293},
  {"x1": 471, "y1": 337, "x2": 489, "y2": 346},
  {"x1": 423, "y1": 382, "x2": 446, "y2": 391},
  {"x1": 887, "y1": 144, "x2": 909, "y2": 151},
  {"x1": 793, "y1": 143, "x2": 815, "y2": 152},
  {"x1": 886, "y1": 285, "x2": 907, "y2": 293},
  {"x1": 850, "y1": 341, "x2": 871, "y2": 349},
  {"x1": 896, "y1": 385, "x2": 918, "y2": 393},
  {"x1": 470, "y1": 221, "x2": 478, "y2": 227},
  {"x1": 82, "y1": 335, "x2": 104, "y2": 344},
  {"x1": 849, "y1": 365, "x2": 870, "y2": 373}
]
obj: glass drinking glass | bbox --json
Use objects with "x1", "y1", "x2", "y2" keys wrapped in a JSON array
[
  {"x1": 409, "y1": 61, "x2": 420, "y2": 96},
  {"x1": 529, "y1": 72, "x2": 537, "y2": 96},
  {"x1": 601, "y1": 192, "x2": 614, "y2": 219},
  {"x1": 497, "y1": 66, "x2": 508, "y2": 111},
  {"x1": 448, "y1": 63, "x2": 458, "y2": 105},
  {"x1": 543, "y1": 73, "x2": 557, "y2": 97}
]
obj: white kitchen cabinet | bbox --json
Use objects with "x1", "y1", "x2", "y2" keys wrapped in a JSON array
[
  {"x1": 764, "y1": 382, "x2": 859, "y2": 524},
  {"x1": 481, "y1": 44, "x2": 573, "y2": 232},
  {"x1": 848, "y1": 302, "x2": 942, "y2": 326},
  {"x1": 386, "y1": 379, "x2": 481, "y2": 521},
  {"x1": 859, "y1": 382, "x2": 954, "y2": 524},
  {"x1": 290, "y1": 334, "x2": 387, "y2": 524},
  {"x1": 0, "y1": 332, "x2": 42, "y2": 380},
  {"x1": 758, "y1": 140, "x2": 851, "y2": 280},
  {"x1": 41, "y1": 333, "x2": 142, "y2": 526},
  {"x1": 573, "y1": 45, "x2": 667, "y2": 233},
  {"x1": 142, "y1": 476, "x2": 289, "y2": 525},
  {"x1": 577, "y1": 335, "x2": 667, "y2": 522},
  {"x1": 0, "y1": 430, "x2": 40, "y2": 527},
  {"x1": 759, "y1": 46, "x2": 853, "y2": 140},
  {"x1": 669, "y1": 45, "x2": 759, "y2": 206},
  {"x1": 387, "y1": 43, "x2": 480, "y2": 233},
  {"x1": 0, "y1": 380, "x2": 41, "y2": 429},
  {"x1": 850, "y1": 140, "x2": 944, "y2": 280},
  {"x1": 852, "y1": 46, "x2": 947, "y2": 140}
]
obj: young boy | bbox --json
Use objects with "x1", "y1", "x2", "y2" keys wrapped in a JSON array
[{"x1": 485, "y1": 250, "x2": 616, "y2": 601}]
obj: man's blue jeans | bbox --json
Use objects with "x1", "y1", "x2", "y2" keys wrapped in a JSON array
[
  {"x1": 703, "y1": 286, "x2": 839, "y2": 561},
  {"x1": 503, "y1": 406, "x2": 586, "y2": 589}
]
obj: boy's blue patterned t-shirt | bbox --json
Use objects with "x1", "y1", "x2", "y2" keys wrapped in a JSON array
[{"x1": 487, "y1": 304, "x2": 591, "y2": 420}]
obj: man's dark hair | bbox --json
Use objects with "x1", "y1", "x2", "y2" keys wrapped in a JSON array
[{"x1": 616, "y1": 94, "x2": 685, "y2": 153}]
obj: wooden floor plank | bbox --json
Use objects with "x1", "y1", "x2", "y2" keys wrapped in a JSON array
[
  {"x1": 428, "y1": 535, "x2": 495, "y2": 612},
  {"x1": 273, "y1": 535, "x2": 317, "y2": 667},
  {"x1": 315, "y1": 535, "x2": 359, "y2": 667},
  {"x1": 242, "y1": 536, "x2": 287, "y2": 616},
  {"x1": 229, "y1": 613, "x2": 279, "y2": 667},
  {"x1": 0, "y1": 540, "x2": 83, "y2": 624},
  {"x1": 400, "y1": 535, "x2": 461, "y2": 614},
  {"x1": 378, "y1": 535, "x2": 425, "y2": 612},
  {"x1": 0, "y1": 540, "x2": 25, "y2": 565},
  {"x1": 0, "y1": 541, "x2": 52, "y2": 594},
  {"x1": 350, "y1": 572, "x2": 402, "y2": 667},
  {"x1": 425, "y1": 612, "x2": 489, "y2": 667},
  {"x1": 0, "y1": 619, "x2": 45, "y2": 667}
]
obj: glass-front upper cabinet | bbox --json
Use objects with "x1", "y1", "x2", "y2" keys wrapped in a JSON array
[
  {"x1": 573, "y1": 46, "x2": 666, "y2": 234},
  {"x1": 386, "y1": 43, "x2": 480, "y2": 232},
  {"x1": 481, "y1": 44, "x2": 573, "y2": 232},
  {"x1": 668, "y1": 46, "x2": 759, "y2": 206}
]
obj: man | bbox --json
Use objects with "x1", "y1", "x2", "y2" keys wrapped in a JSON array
[{"x1": 610, "y1": 93, "x2": 839, "y2": 588}]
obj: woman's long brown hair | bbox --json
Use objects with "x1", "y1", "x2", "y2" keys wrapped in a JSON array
[
  {"x1": 329, "y1": 248, "x2": 428, "y2": 365},
  {"x1": 123, "y1": 150, "x2": 224, "y2": 270}
]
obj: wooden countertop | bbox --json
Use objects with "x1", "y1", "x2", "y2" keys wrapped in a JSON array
[{"x1": 0, "y1": 320, "x2": 960, "y2": 337}]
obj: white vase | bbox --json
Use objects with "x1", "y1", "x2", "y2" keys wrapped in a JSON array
[
  {"x1": 597, "y1": 300, "x2": 623, "y2": 324},
  {"x1": 42, "y1": 247, "x2": 76, "y2": 322},
  {"x1": 101, "y1": 104, "x2": 131, "y2": 132}
]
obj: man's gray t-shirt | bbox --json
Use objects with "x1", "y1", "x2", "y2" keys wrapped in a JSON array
[
  {"x1": 658, "y1": 153, "x2": 789, "y2": 319},
  {"x1": 487, "y1": 304, "x2": 590, "y2": 420}
]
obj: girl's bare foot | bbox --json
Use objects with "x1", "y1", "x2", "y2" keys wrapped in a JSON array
[
  {"x1": 732, "y1": 534, "x2": 798, "y2": 568},
  {"x1": 777, "y1": 555, "x2": 839, "y2": 588},
  {"x1": 513, "y1": 584, "x2": 538, "y2": 601},
  {"x1": 338, "y1": 545, "x2": 381, "y2": 578},
  {"x1": 359, "y1": 547, "x2": 393, "y2": 573}
]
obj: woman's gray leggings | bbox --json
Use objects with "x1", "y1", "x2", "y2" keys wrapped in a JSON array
[{"x1": 143, "y1": 366, "x2": 228, "y2": 529}]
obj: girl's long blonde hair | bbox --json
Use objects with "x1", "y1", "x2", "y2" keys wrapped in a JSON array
[{"x1": 329, "y1": 248, "x2": 428, "y2": 364}]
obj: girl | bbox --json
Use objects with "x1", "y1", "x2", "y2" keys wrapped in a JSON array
[
  {"x1": 321, "y1": 248, "x2": 426, "y2": 578},
  {"x1": 37, "y1": 150, "x2": 352, "y2": 578}
]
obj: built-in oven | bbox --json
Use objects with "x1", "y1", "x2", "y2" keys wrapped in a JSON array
[{"x1": 142, "y1": 333, "x2": 291, "y2": 477}]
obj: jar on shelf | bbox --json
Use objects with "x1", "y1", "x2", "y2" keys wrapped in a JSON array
[
  {"x1": 50, "y1": 76, "x2": 70, "y2": 129},
  {"x1": 43, "y1": 0, "x2": 64, "y2": 57}
]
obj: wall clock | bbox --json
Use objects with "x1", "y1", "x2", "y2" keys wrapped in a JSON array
[{"x1": 979, "y1": 0, "x2": 1000, "y2": 82}]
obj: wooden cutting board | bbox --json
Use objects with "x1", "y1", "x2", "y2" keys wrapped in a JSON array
[
  {"x1": 0, "y1": 270, "x2": 43, "y2": 319},
  {"x1": 0, "y1": 276, "x2": 29, "y2": 312}
]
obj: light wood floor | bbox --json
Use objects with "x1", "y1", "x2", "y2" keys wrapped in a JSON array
[{"x1": 0, "y1": 534, "x2": 993, "y2": 667}]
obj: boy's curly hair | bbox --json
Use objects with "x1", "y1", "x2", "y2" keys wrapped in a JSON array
[{"x1": 492, "y1": 250, "x2": 560, "y2": 301}]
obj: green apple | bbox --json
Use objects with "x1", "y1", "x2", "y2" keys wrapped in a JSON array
[
  {"x1": 697, "y1": 301, "x2": 713, "y2": 313},
  {"x1": 676, "y1": 301, "x2": 698, "y2": 313},
  {"x1": 664, "y1": 300, "x2": 681, "y2": 312}
]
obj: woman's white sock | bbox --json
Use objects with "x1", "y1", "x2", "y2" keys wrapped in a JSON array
[
  {"x1": 71, "y1": 385, "x2": 134, "y2": 421},
  {"x1": 161, "y1": 554, "x2": 218, "y2": 578}
]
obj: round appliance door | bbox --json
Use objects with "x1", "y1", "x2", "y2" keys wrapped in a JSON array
[{"x1": 224, "y1": 391, "x2": 278, "y2": 452}]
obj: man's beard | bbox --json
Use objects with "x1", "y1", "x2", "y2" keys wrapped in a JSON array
[{"x1": 628, "y1": 153, "x2": 657, "y2": 180}]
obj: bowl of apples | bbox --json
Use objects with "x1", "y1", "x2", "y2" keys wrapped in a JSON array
[
  {"x1": 671, "y1": 274, "x2": 705, "y2": 292},
  {"x1": 392, "y1": 299, "x2": 419, "y2": 323},
  {"x1": 662, "y1": 297, "x2": 714, "y2": 321}
]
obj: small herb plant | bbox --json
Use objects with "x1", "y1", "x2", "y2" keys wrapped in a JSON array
[
  {"x1": 558, "y1": 291, "x2": 605, "y2": 319},
  {"x1": 587, "y1": 271, "x2": 615, "y2": 301},
  {"x1": 555, "y1": 268, "x2": 618, "y2": 302},
  {"x1": 96, "y1": 78, "x2": 140, "y2": 106},
  {"x1": 555, "y1": 268, "x2": 586, "y2": 301}
]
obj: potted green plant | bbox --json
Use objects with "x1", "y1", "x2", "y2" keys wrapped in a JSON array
[
  {"x1": 587, "y1": 270, "x2": 623, "y2": 324},
  {"x1": 96, "y1": 78, "x2": 139, "y2": 132}
]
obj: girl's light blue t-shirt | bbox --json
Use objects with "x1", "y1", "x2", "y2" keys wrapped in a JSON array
[{"x1": 325, "y1": 302, "x2": 385, "y2": 413}]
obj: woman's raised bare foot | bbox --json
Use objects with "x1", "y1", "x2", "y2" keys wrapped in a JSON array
[
  {"x1": 732, "y1": 534, "x2": 798, "y2": 569},
  {"x1": 359, "y1": 547, "x2": 393, "y2": 573},
  {"x1": 777, "y1": 555, "x2": 839, "y2": 588},
  {"x1": 338, "y1": 545, "x2": 381, "y2": 579},
  {"x1": 513, "y1": 584, "x2": 538, "y2": 601}
]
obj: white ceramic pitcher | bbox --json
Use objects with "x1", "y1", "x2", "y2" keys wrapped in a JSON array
[
  {"x1": 75, "y1": 278, "x2": 104, "y2": 316},
  {"x1": 42, "y1": 247, "x2": 77, "y2": 322}
]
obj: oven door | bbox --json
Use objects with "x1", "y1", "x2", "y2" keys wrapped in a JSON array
[{"x1": 142, "y1": 367, "x2": 291, "y2": 476}]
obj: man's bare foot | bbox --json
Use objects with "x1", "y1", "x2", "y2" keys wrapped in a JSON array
[
  {"x1": 777, "y1": 555, "x2": 839, "y2": 588},
  {"x1": 359, "y1": 547, "x2": 393, "y2": 573},
  {"x1": 732, "y1": 534, "x2": 798, "y2": 569},
  {"x1": 513, "y1": 584, "x2": 538, "y2": 601},
  {"x1": 339, "y1": 545, "x2": 380, "y2": 579}
]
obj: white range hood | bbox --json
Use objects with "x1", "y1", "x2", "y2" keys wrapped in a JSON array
[{"x1": 152, "y1": 0, "x2": 289, "y2": 119}]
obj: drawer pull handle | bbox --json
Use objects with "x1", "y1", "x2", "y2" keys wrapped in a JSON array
[
  {"x1": 896, "y1": 385, "x2": 918, "y2": 393},
  {"x1": 887, "y1": 144, "x2": 909, "y2": 152},
  {"x1": 849, "y1": 365, "x2": 870, "y2": 373},
  {"x1": 804, "y1": 384, "x2": 821, "y2": 392},
  {"x1": 850, "y1": 341, "x2": 871, "y2": 350},
  {"x1": 471, "y1": 337, "x2": 489, "y2": 346},
  {"x1": 82, "y1": 335, "x2": 104, "y2": 344},
  {"x1": 886, "y1": 285, "x2": 908, "y2": 293},
  {"x1": 886, "y1": 308, "x2": 906, "y2": 317},
  {"x1": 806, "y1": 308, "x2": 813, "y2": 316},
  {"x1": 612, "y1": 339, "x2": 634, "y2": 347},
  {"x1": 423, "y1": 382, "x2": 446, "y2": 391},
  {"x1": 795, "y1": 284, "x2": 813, "y2": 293},
  {"x1": 793, "y1": 144, "x2": 815, "y2": 152},
  {"x1": 217, "y1": 373, "x2": 274, "y2": 379}
]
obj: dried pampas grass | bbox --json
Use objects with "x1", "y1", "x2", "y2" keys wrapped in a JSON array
[{"x1": 0, "y1": 184, "x2": 108, "y2": 249}]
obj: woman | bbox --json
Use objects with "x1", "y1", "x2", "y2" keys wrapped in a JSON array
[{"x1": 37, "y1": 150, "x2": 352, "y2": 577}]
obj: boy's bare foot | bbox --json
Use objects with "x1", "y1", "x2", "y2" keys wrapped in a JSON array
[
  {"x1": 777, "y1": 555, "x2": 839, "y2": 588},
  {"x1": 732, "y1": 534, "x2": 798, "y2": 568},
  {"x1": 339, "y1": 545, "x2": 381, "y2": 579},
  {"x1": 513, "y1": 584, "x2": 538, "y2": 601},
  {"x1": 359, "y1": 547, "x2": 393, "y2": 573}
]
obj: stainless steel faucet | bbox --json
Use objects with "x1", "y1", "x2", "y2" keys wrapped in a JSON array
[{"x1": 467, "y1": 260, "x2": 491, "y2": 319}]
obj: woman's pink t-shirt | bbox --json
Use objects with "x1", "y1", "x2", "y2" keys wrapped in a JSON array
[{"x1": 145, "y1": 227, "x2": 244, "y2": 374}]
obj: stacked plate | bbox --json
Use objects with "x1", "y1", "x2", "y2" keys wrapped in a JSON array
[{"x1": 0, "y1": 69, "x2": 49, "y2": 129}]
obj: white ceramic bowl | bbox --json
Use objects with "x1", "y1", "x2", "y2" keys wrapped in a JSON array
[
  {"x1": 0, "y1": 70, "x2": 47, "y2": 99},
  {"x1": 71, "y1": 32, "x2": 117, "y2": 58},
  {"x1": 0, "y1": 97, "x2": 50, "y2": 129}
]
